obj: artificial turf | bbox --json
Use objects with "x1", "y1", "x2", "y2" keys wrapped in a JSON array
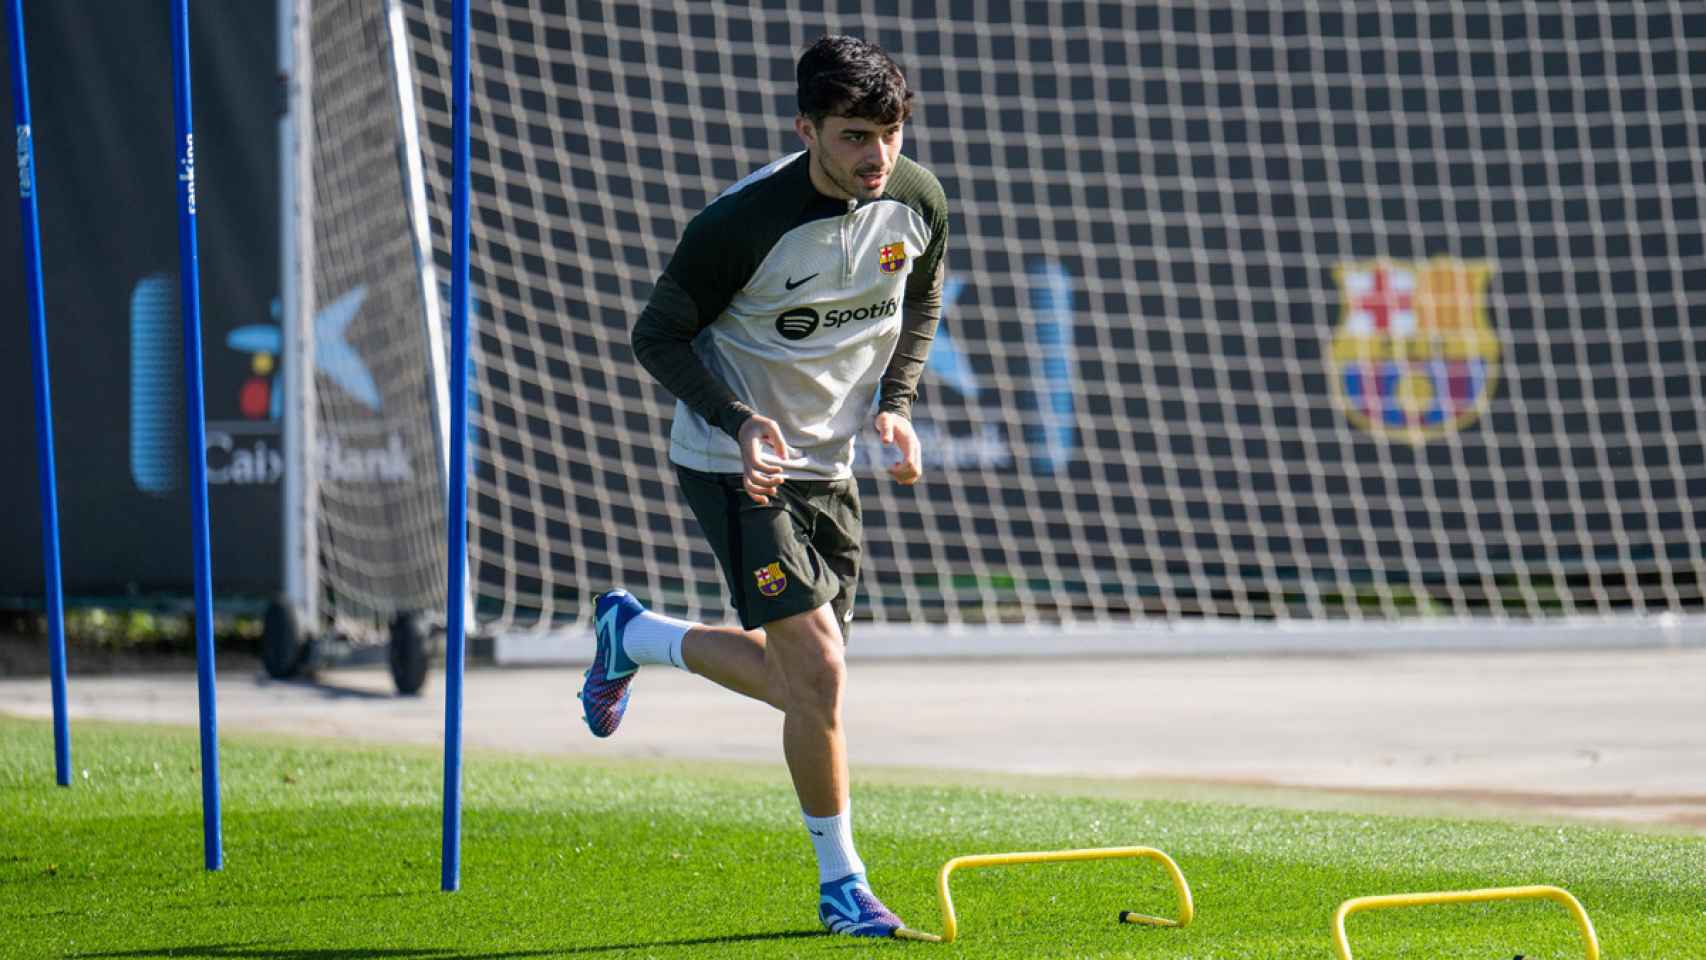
[{"x1": 1, "y1": 714, "x2": 1700, "y2": 959}]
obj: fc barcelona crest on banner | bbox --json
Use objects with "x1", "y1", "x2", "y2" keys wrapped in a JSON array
[
  {"x1": 753, "y1": 561, "x2": 788, "y2": 598},
  {"x1": 1329, "y1": 259, "x2": 1500, "y2": 444},
  {"x1": 879, "y1": 241, "x2": 906, "y2": 274}
]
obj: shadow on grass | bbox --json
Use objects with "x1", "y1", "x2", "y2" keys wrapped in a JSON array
[
  {"x1": 566, "y1": 930, "x2": 824, "y2": 953},
  {"x1": 25, "y1": 889, "x2": 432, "y2": 921},
  {"x1": 70, "y1": 930, "x2": 826, "y2": 958},
  {"x1": 70, "y1": 949, "x2": 547, "y2": 960}
]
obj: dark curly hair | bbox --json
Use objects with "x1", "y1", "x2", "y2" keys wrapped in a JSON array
[{"x1": 796, "y1": 35, "x2": 914, "y2": 128}]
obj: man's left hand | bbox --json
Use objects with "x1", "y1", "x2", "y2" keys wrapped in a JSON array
[{"x1": 874, "y1": 412, "x2": 922, "y2": 486}]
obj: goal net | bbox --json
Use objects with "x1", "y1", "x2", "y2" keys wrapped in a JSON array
[
  {"x1": 292, "y1": 0, "x2": 449, "y2": 644},
  {"x1": 300, "y1": 1, "x2": 1706, "y2": 654}
]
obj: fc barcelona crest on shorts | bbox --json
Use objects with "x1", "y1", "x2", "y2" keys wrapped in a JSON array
[
  {"x1": 879, "y1": 241, "x2": 906, "y2": 274},
  {"x1": 754, "y1": 561, "x2": 788, "y2": 598}
]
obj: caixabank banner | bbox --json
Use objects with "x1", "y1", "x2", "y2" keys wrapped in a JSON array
[{"x1": 0, "y1": 3, "x2": 281, "y2": 597}]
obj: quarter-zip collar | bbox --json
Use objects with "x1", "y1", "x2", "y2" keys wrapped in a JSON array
[
  {"x1": 783, "y1": 154, "x2": 874, "y2": 288},
  {"x1": 841, "y1": 197, "x2": 858, "y2": 285}
]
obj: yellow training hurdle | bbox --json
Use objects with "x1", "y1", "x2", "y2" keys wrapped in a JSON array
[
  {"x1": 896, "y1": 845, "x2": 1194, "y2": 944},
  {"x1": 1332, "y1": 884, "x2": 1600, "y2": 960}
]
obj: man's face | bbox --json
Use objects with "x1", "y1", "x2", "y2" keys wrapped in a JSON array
[{"x1": 798, "y1": 113, "x2": 904, "y2": 201}]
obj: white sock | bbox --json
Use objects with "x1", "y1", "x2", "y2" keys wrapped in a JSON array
[
  {"x1": 620, "y1": 610, "x2": 691, "y2": 669},
  {"x1": 803, "y1": 806, "x2": 865, "y2": 884}
]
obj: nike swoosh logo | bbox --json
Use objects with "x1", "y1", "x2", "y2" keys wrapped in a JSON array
[
  {"x1": 784, "y1": 273, "x2": 819, "y2": 290},
  {"x1": 596, "y1": 605, "x2": 637, "y2": 680},
  {"x1": 809, "y1": 829, "x2": 825, "y2": 836},
  {"x1": 820, "y1": 879, "x2": 863, "y2": 919}
]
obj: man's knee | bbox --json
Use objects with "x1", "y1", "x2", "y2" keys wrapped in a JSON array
[{"x1": 764, "y1": 605, "x2": 846, "y2": 715}]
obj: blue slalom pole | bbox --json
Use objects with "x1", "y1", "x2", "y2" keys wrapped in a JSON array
[
  {"x1": 6, "y1": 0, "x2": 70, "y2": 788},
  {"x1": 168, "y1": 0, "x2": 222, "y2": 872},
  {"x1": 441, "y1": 0, "x2": 470, "y2": 893}
]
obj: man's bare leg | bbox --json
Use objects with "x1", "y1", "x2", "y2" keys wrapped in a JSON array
[
  {"x1": 741, "y1": 605, "x2": 901, "y2": 935},
  {"x1": 585, "y1": 591, "x2": 905, "y2": 935},
  {"x1": 680, "y1": 624, "x2": 782, "y2": 709},
  {"x1": 678, "y1": 605, "x2": 845, "y2": 812},
  {"x1": 750, "y1": 604, "x2": 848, "y2": 815}
]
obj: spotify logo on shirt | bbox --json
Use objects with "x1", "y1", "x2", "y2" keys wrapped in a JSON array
[
  {"x1": 775, "y1": 307, "x2": 820, "y2": 340},
  {"x1": 774, "y1": 296, "x2": 899, "y2": 341}
]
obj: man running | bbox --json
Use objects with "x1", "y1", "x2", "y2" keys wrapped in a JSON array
[{"x1": 579, "y1": 34, "x2": 947, "y2": 940}]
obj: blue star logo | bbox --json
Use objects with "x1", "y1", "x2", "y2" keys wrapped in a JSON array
[{"x1": 313, "y1": 286, "x2": 381, "y2": 411}]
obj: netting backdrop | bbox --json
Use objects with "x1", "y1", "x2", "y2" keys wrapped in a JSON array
[
  {"x1": 310, "y1": 0, "x2": 447, "y2": 636},
  {"x1": 325, "y1": 1, "x2": 1706, "y2": 634}
]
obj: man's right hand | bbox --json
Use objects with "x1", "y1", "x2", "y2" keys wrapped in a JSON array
[{"x1": 737, "y1": 414, "x2": 803, "y2": 505}]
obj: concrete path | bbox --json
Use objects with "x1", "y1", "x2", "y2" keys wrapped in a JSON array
[{"x1": 4, "y1": 648, "x2": 1702, "y2": 829}]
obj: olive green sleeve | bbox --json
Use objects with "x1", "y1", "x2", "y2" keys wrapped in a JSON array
[
  {"x1": 879, "y1": 191, "x2": 949, "y2": 420},
  {"x1": 631, "y1": 273, "x2": 755, "y2": 439}
]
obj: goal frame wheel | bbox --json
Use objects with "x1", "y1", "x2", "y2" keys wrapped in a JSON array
[
  {"x1": 388, "y1": 610, "x2": 433, "y2": 695},
  {"x1": 262, "y1": 597, "x2": 308, "y2": 680}
]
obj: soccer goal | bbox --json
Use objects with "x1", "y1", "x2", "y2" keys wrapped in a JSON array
[
  {"x1": 283, "y1": 1, "x2": 1706, "y2": 670},
  {"x1": 269, "y1": 0, "x2": 454, "y2": 692}
]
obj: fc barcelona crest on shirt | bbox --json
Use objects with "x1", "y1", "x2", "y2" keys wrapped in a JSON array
[
  {"x1": 1329, "y1": 259, "x2": 1500, "y2": 444},
  {"x1": 879, "y1": 241, "x2": 906, "y2": 274},
  {"x1": 754, "y1": 561, "x2": 788, "y2": 598}
]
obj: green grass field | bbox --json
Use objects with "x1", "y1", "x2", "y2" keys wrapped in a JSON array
[{"x1": 2, "y1": 715, "x2": 1701, "y2": 959}]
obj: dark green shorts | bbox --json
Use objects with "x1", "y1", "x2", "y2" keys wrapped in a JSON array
[{"x1": 674, "y1": 464, "x2": 862, "y2": 639}]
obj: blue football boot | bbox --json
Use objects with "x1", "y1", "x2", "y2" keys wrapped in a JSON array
[
  {"x1": 818, "y1": 872, "x2": 907, "y2": 938},
  {"x1": 578, "y1": 589, "x2": 645, "y2": 738}
]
